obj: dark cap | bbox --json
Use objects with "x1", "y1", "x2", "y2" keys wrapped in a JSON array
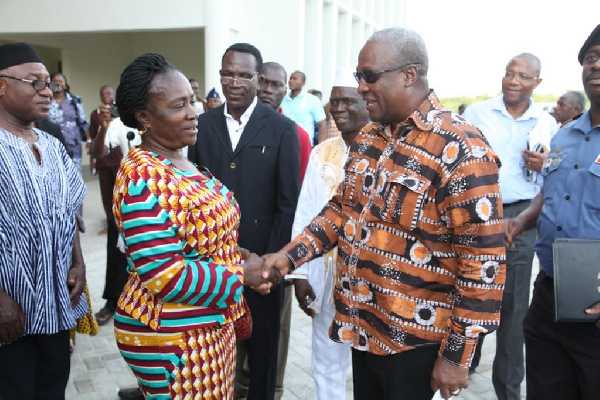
[
  {"x1": 0, "y1": 42, "x2": 43, "y2": 71},
  {"x1": 578, "y1": 25, "x2": 600, "y2": 65},
  {"x1": 206, "y1": 87, "x2": 221, "y2": 100}
]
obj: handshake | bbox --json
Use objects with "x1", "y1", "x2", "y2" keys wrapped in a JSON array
[{"x1": 238, "y1": 248, "x2": 294, "y2": 295}]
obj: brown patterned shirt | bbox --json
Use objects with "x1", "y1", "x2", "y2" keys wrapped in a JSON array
[{"x1": 282, "y1": 91, "x2": 506, "y2": 367}]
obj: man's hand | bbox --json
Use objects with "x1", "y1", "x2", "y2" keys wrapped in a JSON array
[
  {"x1": 67, "y1": 262, "x2": 86, "y2": 309},
  {"x1": 522, "y1": 146, "x2": 549, "y2": 173},
  {"x1": 294, "y1": 279, "x2": 316, "y2": 317},
  {"x1": 585, "y1": 302, "x2": 600, "y2": 329},
  {"x1": 262, "y1": 253, "x2": 293, "y2": 278},
  {"x1": 97, "y1": 104, "x2": 113, "y2": 130},
  {"x1": 503, "y1": 217, "x2": 525, "y2": 248},
  {"x1": 430, "y1": 357, "x2": 469, "y2": 399},
  {"x1": 0, "y1": 289, "x2": 25, "y2": 344}
]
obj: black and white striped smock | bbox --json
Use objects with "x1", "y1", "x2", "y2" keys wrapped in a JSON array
[{"x1": 0, "y1": 127, "x2": 87, "y2": 337}]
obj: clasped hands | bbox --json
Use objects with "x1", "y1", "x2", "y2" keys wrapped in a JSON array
[{"x1": 240, "y1": 249, "x2": 293, "y2": 295}]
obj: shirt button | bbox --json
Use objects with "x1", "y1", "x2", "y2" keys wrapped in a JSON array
[
  {"x1": 230, "y1": 162, "x2": 236, "y2": 169},
  {"x1": 565, "y1": 195, "x2": 570, "y2": 200},
  {"x1": 557, "y1": 226, "x2": 563, "y2": 231},
  {"x1": 585, "y1": 137, "x2": 591, "y2": 142},
  {"x1": 574, "y1": 164, "x2": 579, "y2": 169}
]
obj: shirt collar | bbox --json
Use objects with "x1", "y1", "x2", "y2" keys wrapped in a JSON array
[
  {"x1": 223, "y1": 96, "x2": 258, "y2": 124},
  {"x1": 369, "y1": 90, "x2": 442, "y2": 140},
  {"x1": 571, "y1": 110, "x2": 596, "y2": 135},
  {"x1": 286, "y1": 90, "x2": 306, "y2": 100},
  {"x1": 494, "y1": 95, "x2": 537, "y2": 120}
]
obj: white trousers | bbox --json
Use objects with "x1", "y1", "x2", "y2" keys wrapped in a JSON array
[{"x1": 311, "y1": 271, "x2": 351, "y2": 400}]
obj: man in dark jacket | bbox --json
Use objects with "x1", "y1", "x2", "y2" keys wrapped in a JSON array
[{"x1": 188, "y1": 43, "x2": 300, "y2": 400}]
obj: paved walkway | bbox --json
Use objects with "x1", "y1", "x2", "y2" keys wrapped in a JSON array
[{"x1": 66, "y1": 172, "x2": 525, "y2": 399}]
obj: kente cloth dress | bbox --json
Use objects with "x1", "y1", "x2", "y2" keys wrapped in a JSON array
[{"x1": 112, "y1": 147, "x2": 246, "y2": 400}]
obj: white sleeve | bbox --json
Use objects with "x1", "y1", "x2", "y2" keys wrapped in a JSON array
[
  {"x1": 292, "y1": 155, "x2": 330, "y2": 275},
  {"x1": 104, "y1": 118, "x2": 141, "y2": 152}
]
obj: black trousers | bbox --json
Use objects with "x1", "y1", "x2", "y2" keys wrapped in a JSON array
[
  {"x1": 102, "y1": 216, "x2": 129, "y2": 308},
  {"x1": 237, "y1": 283, "x2": 283, "y2": 400},
  {"x1": 0, "y1": 330, "x2": 71, "y2": 400},
  {"x1": 524, "y1": 271, "x2": 600, "y2": 400},
  {"x1": 352, "y1": 344, "x2": 440, "y2": 400}
]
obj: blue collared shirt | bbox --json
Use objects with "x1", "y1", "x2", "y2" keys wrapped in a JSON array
[
  {"x1": 281, "y1": 91, "x2": 326, "y2": 142},
  {"x1": 463, "y1": 96, "x2": 558, "y2": 204},
  {"x1": 534, "y1": 111, "x2": 600, "y2": 277}
]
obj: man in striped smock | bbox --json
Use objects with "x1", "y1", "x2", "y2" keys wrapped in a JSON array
[
  {"x1": 264, "y1": 28, "x2": 506, "y2": 400},
  {"x1": 0, "y1": 42, "x2": 88, "y2": 399}
]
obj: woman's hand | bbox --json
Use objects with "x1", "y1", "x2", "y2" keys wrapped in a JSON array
[{"x1": 243, "y1": 253, "x2": 281, "y2": 295}]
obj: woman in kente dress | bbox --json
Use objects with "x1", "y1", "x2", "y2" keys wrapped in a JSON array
[{"x1": 112, "y1": 53, "x2": 271, "y2": 400}]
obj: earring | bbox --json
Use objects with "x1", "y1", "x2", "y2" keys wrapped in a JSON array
[{"x1": 139, "y1": 126, "x2": 148, "y2": 136}]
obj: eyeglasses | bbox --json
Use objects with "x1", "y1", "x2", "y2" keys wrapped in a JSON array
[
  {"x1": 0, "y1": 75, "x2": 59, "y2": 92},
  {"x1": 220, "y1": 72, "x2": 258, "y2": 86},
  {"x1": 354, "y1": 63, "x2": 420, "y2": 84},
  {"x1": 503, "y1": 71, "x2": 539, "y2": 82}
]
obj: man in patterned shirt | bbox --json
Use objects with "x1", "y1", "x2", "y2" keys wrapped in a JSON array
[{"x1": 264, "y1": 27, "x2": 506, "y2": 399}]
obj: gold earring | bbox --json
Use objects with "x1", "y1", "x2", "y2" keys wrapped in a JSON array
[{"x1": 139, "y1": 127, "x2": 148, "y2": 136}]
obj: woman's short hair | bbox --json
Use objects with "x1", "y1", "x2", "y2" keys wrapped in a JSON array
[{"x1": 116, "y1": 53, "x2": 175, "y2": 129}]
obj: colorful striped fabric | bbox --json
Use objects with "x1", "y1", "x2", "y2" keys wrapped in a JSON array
[
  {"x1": 282, "y1": 91, "x2": 506, "y2": 368},
  {"x1": 112, "y1": 147, "x2": 246, "y2": 398},
  {"x1": 115, "y1": 308, "x2": 236, "y2": 399},
  {"x1": 113, "y1": 147, "x2": 245, "y2": 332}
]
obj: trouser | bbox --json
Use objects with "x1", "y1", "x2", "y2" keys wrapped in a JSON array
[
  {"x1": 0, "y1": 330, "x2": 71, "y2": 400},
  {"x1": 524, "y1": 271, "x2": 600, "y2": 400},
  {"x1": 234, "y1": 283, "x2": 283, "y2": 400},
  {"x1": 312, "y1": 300, "x2": 351, "y2": 400},
  {"x1": 275, "y1": 285, "x2": 293, "y2": 400},
  {"x1": 352, "y1": 345, "x2": 440, "y2": 400},
  {"x1": 101, "y1": 216, "x2": 129, "y2": 309},
  {"x1": 493, "y1": 200, "x2": 536, "y2": 400},
  {"x1": 97, "y1": 165, "x2": 117, "y2": 219}
]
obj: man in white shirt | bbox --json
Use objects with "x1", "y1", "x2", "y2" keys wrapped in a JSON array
[{"x1": 462, "y1": 53, "x2": 558, "y2": 400}]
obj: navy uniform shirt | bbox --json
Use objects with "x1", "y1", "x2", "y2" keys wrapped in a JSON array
[{"x1": 535, "y1": 111, "x2": 600, "y2": 277}]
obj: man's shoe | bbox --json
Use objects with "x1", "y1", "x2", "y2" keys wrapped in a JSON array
[
  {"x1": 118, "y1": 387, "x2": 144, "y2": 400},
  {"x1": 95, "y1": 306, "x2": 114, "y2": 326}
]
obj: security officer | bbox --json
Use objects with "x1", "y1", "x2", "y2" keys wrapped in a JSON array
[{"x1": 504, "y1": 24, "x2": 600, "y2": 399}]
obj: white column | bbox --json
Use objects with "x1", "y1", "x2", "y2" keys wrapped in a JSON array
[
  {"x1": 321, "y1": 2, "x2": 338, "y2": 99},
  {"x1": 203, "y1": 0, "x2": 231, "y2": 96},
  {"x1": 303, "y1": 0, "x2": 324, "y2": 89},
  {"x1": 337, "y1": 6, "x2": 353, "y2": 68}
]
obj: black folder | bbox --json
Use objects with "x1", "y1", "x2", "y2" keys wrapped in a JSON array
[{"x1": 552, "y1": 238, "x2": 600, "y2": 322}]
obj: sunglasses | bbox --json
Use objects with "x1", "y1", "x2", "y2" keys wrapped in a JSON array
[
  {"x1": 0, "y1": 74, "x2": 60, "y2": 92},
  {"x1": 353, "y1": 63, "x2": 420, "y2": 84}
]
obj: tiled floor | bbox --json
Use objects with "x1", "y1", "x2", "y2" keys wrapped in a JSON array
[{"x1": 68, "y1": 172, "x2": 525, "y2": 399}]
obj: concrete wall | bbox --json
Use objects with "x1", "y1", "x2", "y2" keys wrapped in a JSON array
[
  {"x1": 0, "y1": 0, "x2": 407, "y2": 109},
  {"x1": 0, "y1": 30, "x2": 205, "y2": 120},
  {"x1": 0, "y1": 0, "x2": 205, "y2": 33}
]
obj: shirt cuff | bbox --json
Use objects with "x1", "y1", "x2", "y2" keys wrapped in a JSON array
[
  {"x1": 438, "y1": 332, "x2": 478, "y2": 368},
  {"x1": 279, "y1": 251, "x2": 298, "y2": 272}
]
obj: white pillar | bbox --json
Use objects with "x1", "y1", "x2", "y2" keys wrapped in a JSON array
[
  {"x1": 203, "y1": 0, "x2": 231, "y2": 97},
  {"x1": 321, "y1": 2, "x2": 338, "y2": 99},
  {"x1": 303, "y1": 0, "x2": 324, "y2": 89}
]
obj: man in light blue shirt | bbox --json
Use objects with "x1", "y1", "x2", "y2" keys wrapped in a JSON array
[
  {"x1": 281, "y1": 70, "x2": 326, "y2": 146},
  {"x1": 503, "y1": 25, "x2": 600, "y2": 398},
  {"x1": 462, "y1": 53, "x2": 557, "y2": 400}
]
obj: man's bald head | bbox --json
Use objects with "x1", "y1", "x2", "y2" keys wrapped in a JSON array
[{"x1": 508, "y1": 53, "x2": 541, "y2": 76}]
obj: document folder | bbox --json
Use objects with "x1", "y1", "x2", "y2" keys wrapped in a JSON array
[{"x1": 552, "y1": 238, "x2": 600, "y2": 322}]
